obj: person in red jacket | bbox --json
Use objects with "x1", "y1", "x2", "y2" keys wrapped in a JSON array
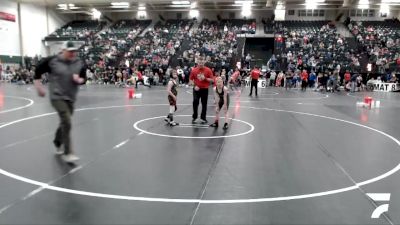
[
  {"x1": 301, "y1": 69, "x2": 308, "y2": 91},
  {"x1": 276, "y1": 35, "x2": 284, "y2": 49},
  {"x1": 249, "y1": 65, "x2": 260, "y2": 97},
  {"x1": 189, "y1": 56, "x2": 214, "y2": 124},
  {"x1": 344, "y1": 70, "x2": 351, "y2": 91},
  {"x1": 135, "y1": 68, "x2": 150, "y2": 89}
]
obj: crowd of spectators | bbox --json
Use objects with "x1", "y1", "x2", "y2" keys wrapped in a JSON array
[
  {"x1": 3, "y1": 18, "x2": 400, "y2": 93},
  {"x1": 273, "y1": 21, "x2": 361, "y2": 75},
  {"x1": 79, "y1": 20, "x2": 151, "y2": 69},
  {"x1": 81, "y1": 20, "x2": 193, "y2": 86},
  {"x1": 348, "y1": 19, "x2": 400, "y2": 75},
  {"x1": 245, "y1": 19, "x2": 398, "y2": 92},
  {"x1": 0, "y1": 65, "x2": 35, "y2": 85},
  {"x1": 124, "y1": 20, "x2": 192, "y2": 69},
  {"x1": 183, "y1": 19, "x2": 239, "y2": 72},
  {"x1": 219, "y1": 19, "x2": 256, "y2": 35}
]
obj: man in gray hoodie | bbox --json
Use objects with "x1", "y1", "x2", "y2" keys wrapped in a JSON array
[{"x1": 34, "y1": 41, "x2": 86, "y2": 163}]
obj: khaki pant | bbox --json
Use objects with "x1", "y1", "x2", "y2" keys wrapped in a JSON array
[{"x1": 51, "y1": 100, "x2": 74, "y2": 155}]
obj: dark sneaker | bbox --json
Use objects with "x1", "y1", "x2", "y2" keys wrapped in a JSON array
[
  {"x1": 223, "y1": 123, "x2": 229, "y2": 130},
  {"x1": 164, "y1": 114, "x2": 172, "y2": 123},
  {"x1": 53, "y1": 140, "x2": 61, "y2": 148}
]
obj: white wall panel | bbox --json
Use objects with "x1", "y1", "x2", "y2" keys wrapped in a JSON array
[{"x1": 0, "y1": 0, "x2": 20, "y2": 56}]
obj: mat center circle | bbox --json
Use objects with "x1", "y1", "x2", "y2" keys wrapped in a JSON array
[{"x1": 133, "y1": 115, "x2": 255, "y2": 139}]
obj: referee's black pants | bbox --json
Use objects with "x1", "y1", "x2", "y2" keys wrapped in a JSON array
[
  {"x1": 249, "y1": 78, "x2": 258, "y2": 96},
  {"x1": 193, "y1": 88, "x2": 208, "y2": 121}
]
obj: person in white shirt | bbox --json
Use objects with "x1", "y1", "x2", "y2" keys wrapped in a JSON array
[
  {"x1": 177, "y1": 68, "x2": 184, "y2": 85},
  {"x1": 287, "y1": 51, "x2": 293, "y2": 61},
  {"x1": 269, "y1": 70, "x2": 277, "y2": 86},
  {"x1": 86, "y1": 69, "x2": 94, "y2": 83}
]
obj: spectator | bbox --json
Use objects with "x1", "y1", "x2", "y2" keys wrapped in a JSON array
[
  {"x1": 389, "y1": 72, "x2": 398, "y2": 83},
  {"x1": 269, "y1": 70, "x2": 276, "y2": 86},
  {"x1": 301, "y1": 69, "x2": 308, "y2": 91},
  {"x1": 309, "y1": 70, "x2": 317, "y2": 88},
  {"x1": 351, "y1": 73, "x2": 358, "y2": 92}
]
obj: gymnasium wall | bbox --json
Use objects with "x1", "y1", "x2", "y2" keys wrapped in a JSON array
[
  {"x1": 20, "y1": 3, "x2": 48, "y2": 57},
  {"x1": 0, "y1": 0, "x2": 72, "y2": 61},
  {"x1": 104, "y1": 10, "x2": 273, "y2": 23},
  {"x1": 20, "y1": 3, "x2": 72, "y2": 57},
  {"x1": 0, "y1": 0, "x2": 20, "y2": 57},
  {"x1": 104, "y1": 9, "x2": 400, "y2": 24}
]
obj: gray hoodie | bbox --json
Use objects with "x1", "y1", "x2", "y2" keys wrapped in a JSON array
[{"x1": 35, "y1": 54, "x2": 85, "y2": 102}]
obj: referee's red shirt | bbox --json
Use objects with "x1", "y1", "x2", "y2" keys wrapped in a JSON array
[
  {"x1": 189, "y1": 66, "x2": 213, "y2": 89},
  {"x1": 251, "y1": 69, "x2": 260, "y2": 80}
]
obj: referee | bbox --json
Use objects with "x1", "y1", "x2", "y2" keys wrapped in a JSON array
[
  {"x1": 249, "y1": 65, "x2": 260, "y2": 97},
  {"x1": 34, "y1": 41, "x2": 86, "y2": 163},
  {"x1": 189, "y1": 56, "x2": 214, "y2": 124}
]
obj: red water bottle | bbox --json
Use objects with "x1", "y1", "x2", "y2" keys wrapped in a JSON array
[{"x1": 128, "y1": 88, "x2": 135, "y2": 99}]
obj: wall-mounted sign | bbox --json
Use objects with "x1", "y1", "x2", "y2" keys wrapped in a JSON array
[
  {"x1": 244, "y1": 78, "x2": 267, "y2": 88},
  {"x1": 371, "y1": 81, "x2": 400, "y2": 92},
  {"x1": 0, "y1": 12, "x2": 16, "y2": 22}
]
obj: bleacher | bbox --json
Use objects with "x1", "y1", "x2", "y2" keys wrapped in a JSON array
[
  {"x1": 264, "y1": 20, "x2": 274, "y2": 34},
  {"x1": 123, "y1": 19, "x2": 193, "y2": 69},
  {"x1": 220, "y1": 19, "x2": 256, "y2": 34},
  {"x1": 348, "y1": 19, "x2": 400, "y2": 74},
  {"x1": 273, "y1": 20, "x2": 360, "y2": 73},
  {"x1": 79, "y1": 20, "x2": 151, "y2": 68},
  {"x1": 45, "y1": 20, "x2": 106, "y2": 41},
  {"x1": 41, "y1": 18, "x2": 400, "y2": 78},
  {"x1": 182, "y1": 19, "x2": 238, "y2": 69},
  {"x1": 274, "y1": 20, "x2": 329, "y2": 34},
  {"x1": 153, "y1": 19, "x2": 193, "y2": 37}
]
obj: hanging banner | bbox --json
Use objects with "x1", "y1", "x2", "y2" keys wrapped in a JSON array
[{"x1": 0, "y1": 12, "x2": 16, "y2": 22}]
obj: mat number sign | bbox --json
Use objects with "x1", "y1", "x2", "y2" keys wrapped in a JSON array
[
  {"x1": 244, "y1": 78, "x2": 267, "y2": 88},
  {"x1": 371, "y1": 82, "x2": 400, "y2": 92}
]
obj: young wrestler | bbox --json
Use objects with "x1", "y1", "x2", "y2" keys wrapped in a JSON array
[
  {"x1": 210, "y1": 77, "x2": 230, "y2": 130},
  {"x1": 164, "y1": 69, "x2": 179, "y2": 126},
  {"x1": 228, "y1": 67, "x2": 240, "y2": 91}
]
